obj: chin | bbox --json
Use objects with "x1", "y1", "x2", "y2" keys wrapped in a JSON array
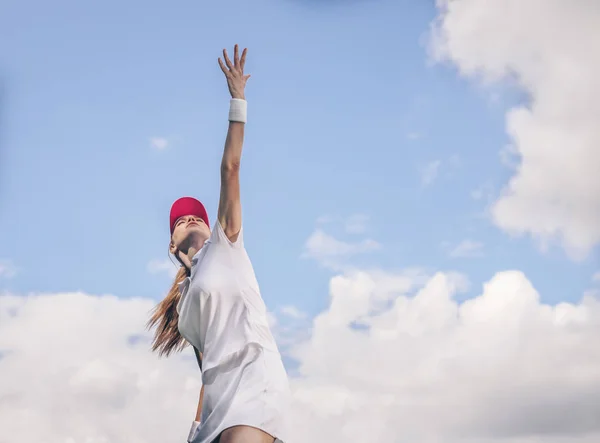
[{"x1": 187, "y1": 226, "x2": 209, "y2": 242}]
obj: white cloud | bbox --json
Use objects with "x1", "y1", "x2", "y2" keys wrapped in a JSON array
[
  {"x1": 287, "y1": 269, "x2": 600, "y2": 443},
  {"x1": 407, "y1": 132, "x2": 422, "y2": 140},
  {"x1": 147, "y1": 258, "x2": 178, "y2": 278},
  {"x1": 302, "y1": 229, "x2": 381, "y2": 270},
  {"x1": 420, "y1": 160, "x2": 441, "y2": 186},
  {"x1": 267, "y1": 310, "x2": 278, "y2": 328},
  {"x1": 280, "y1": 305, "x2": 307, "y2": 320},
  {"x1": 448, "y1": 239, "x2": 485, "y2": 258},
  {"x1": 431, "y1": 0, "x2": 600, "y2": 259},
  {"x1": 498, "y1": 142, "x2": 521, "y2": 170},
  {"x1": 149, "y1": 137, "x2": 169, "y2": 150},
  {"x1": 0, "y1": 260, "x2": 17, "y2": 278},
  {"x1": 0, "y1": 292, "x2": 201, "y2": 443},
  {"x1": 271, "y1": 306, "x2": 312, "y2": 352},
  {"x1": 2, "y1": 270, "x2": 600, "y2": 442},
  {"x1": 593, "y1": 271, "x2": 600, "y2": 283}
]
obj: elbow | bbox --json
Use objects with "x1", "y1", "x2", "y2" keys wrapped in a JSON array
[{"x1": 221, "y1": 160, "x2": 240, "y2": 176}]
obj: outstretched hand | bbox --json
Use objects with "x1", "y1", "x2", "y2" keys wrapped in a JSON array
[{"x1": 218, "y1": 44, "x2": 250, "y2": 100}]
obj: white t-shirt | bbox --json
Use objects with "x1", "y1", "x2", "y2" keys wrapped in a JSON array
[
  {"x1": 176, "y1": 220, "x2": 279, "y2": 373},
  {"x1": 176, "y1": 221, "x2": 290, "y2": 443}
]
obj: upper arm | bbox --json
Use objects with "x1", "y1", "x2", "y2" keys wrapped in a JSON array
[
  {"x1": 217, "y1": 163, "x2": 242, "y2": 242},
  {"x1": 217, "y1": 121, "x2": 244, "y2": 243}
]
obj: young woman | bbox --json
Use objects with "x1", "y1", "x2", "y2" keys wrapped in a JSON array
[{"x1": 148, "y1": 45, "x2": 290, "y2": 443}]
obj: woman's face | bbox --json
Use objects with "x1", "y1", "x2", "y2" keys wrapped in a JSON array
[{"x1": 170, "y1": 214, "x2": 210, "y2": 255}]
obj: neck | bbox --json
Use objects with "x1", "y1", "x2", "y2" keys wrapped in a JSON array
[
  {"x1": 178, "y1": 237, "x2": 208, "y2": 271},
  {"x1": 186, "y1": 245, "x2": 200, "y2": 263}
]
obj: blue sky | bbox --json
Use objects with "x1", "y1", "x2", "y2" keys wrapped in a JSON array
[{"x1": 1, "y1": 0, "x2": 598, "y2": 318}]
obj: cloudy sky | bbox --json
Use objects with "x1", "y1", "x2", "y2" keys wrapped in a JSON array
[{"x1": 1, "y1": 0, "x2": 600, "y2": 442}]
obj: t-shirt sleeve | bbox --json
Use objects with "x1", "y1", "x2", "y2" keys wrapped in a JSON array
[{"x1": 209, "y1": 219, "x2": 244, "y2": 249}]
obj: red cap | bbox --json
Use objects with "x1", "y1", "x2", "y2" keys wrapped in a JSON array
[{"x1": 169, "y1": 197, "x2": 210, "y2": 234}]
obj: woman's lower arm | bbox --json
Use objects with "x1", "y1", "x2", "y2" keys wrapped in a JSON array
[
  {"x1": 221, "y1": 121, "x2": 245, "y2": 170},
  {"x1": 194, "y1": 385, "x2": 204, "y2": 422},
  {"x1": 186, "y1": 385, "x2": 203, "y2": 442}
]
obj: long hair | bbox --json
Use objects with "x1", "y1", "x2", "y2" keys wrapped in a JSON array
[{"x1": 147, "y1": 262, "x2": 190, "y2": 357}]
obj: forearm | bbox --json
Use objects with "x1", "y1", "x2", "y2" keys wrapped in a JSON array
[
  {"x1": 217, "y1": 115, "x2": 245, "y2": 238},
  {"x1": 187, "y1": 385, "x2": 203, "y2": 442},
  {"x1": 192, "y1": 347, "x2": 204, "y2": 422},
  {"x1": 221, "y1": 120, "x2": 245, "y2": 171},
  {"x1": 194, "y1": 385, "x2": 204, "y2": 422}
]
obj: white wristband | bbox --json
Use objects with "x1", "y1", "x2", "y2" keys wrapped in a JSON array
[
  {"x1": 228, "y1": 98, "x2": 247, "y2": 123},
  {"x1": 187, "y1": 420, "x2": 201, "y2": 442}
]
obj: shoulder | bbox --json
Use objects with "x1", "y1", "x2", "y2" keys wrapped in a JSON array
[{"x1": 210, "y1": 219, "x2": 244, "y2": 249}]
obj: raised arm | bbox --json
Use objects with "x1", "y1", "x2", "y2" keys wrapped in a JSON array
[{"x1": 217, "y1": 45, "x2": 251, "y2": 243}]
